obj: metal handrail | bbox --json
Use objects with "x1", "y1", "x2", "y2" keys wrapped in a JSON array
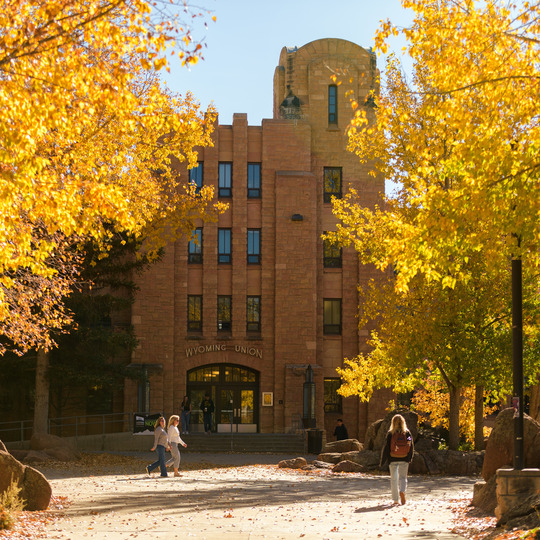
[{"x1": 0, "y1": 412, "x2": 133, "y2": 443}]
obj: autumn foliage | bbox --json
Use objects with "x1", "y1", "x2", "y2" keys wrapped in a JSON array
[{"x1": 0, "y1": 0, "x2": 225, "y2": 351}]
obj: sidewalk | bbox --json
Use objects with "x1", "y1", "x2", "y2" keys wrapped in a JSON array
[{"x1": 40, "y1": 452, "x2": 477, "y2": 539}]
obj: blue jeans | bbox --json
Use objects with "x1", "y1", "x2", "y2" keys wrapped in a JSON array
[
  {"x1": 389, "y1": 461, "x2": 409, "y2": 502},
  {"x1": 203, "y1": 412, "x2": 212, "y2": 432},
  {"x1": 148, "y1": 444, "x2": 168, "y2": 477},
  {"x1": 181, "y1": 411, "x2": 191, "y2": 433}
]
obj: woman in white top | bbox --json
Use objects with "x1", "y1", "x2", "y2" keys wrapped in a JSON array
[{"x1": 166, "y1": 415, "x2": 187, "y2": 477}]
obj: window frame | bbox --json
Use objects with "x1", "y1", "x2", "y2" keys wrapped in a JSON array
[
  {"x1": 247, "y1": 228, "x2": 261, "y2": 264},
  {"x1": 328, "y1": 85, "x2": 338, "y2": 125},
  {"x1": 189, "y1": 161, "x2": 203, "y2": 193},
  {"x1": 187, "y1": 295, "x2": 203, "y2": 332},
  {"x1": 324, "y1": 378, "x2": 343, "y2": 413},
  {"x1": 247, "y1": 162, "x2": 261, "y2": 198},
  {"x1": 188, "y1": 228, "x2": 203, "y2": 264},
  {"x1": 218, "y1": 162, "x2": 232, "y2": 198},
  {"x1": 323, "y1": 234, "x2": 342, "y2": 268},
  {"x1": 323, "y1": 167, "x2": 342, "y2": 203},
  {"x1": 246, "y1": 296, "x2": 261, "y2": 333},
  {"x1": 217, "y1": 295, "x2": 232, "y2": 332},
  {"x1": 323, "y1": 298, "x2": 342, "y2": 335},
  {"x1": 218, "y1": 228, "x2": 232, "y2": 264}
]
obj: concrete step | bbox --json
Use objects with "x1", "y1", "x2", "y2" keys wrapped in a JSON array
[{"x1": 180, "y1": 433, "x2": 307, "y2": 454}]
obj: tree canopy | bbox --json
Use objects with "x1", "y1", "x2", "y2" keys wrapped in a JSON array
[
  {"x1": 0, "y1": 0, "x2": 225, "y2": 351},
  {"x1": 347, "y1": 0, "x2": 540, "y2": 292}
]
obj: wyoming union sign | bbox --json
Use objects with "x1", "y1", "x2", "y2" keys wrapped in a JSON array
[{"x1": 185, "y1": 344, "x2": 263, "y2": 359}]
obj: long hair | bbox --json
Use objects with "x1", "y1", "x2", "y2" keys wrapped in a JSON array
[
  {"x1": 168, "y1": 414, "x2": 180, "y2": 429},
  {"x1": 389, "y1": 414, "x2": 408, "y2": 434},
  {"x1": 154, "y1": 416, "x2": 166, "y2": 429}
]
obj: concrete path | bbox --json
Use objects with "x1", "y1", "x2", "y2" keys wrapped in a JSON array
[{"x1": 40, "y1": 452, "x2": 477, "y2": 539}]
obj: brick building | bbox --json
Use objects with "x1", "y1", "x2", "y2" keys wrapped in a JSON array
[{"x1": 126, "y1": 38, "x2": 390, "y2": 441}]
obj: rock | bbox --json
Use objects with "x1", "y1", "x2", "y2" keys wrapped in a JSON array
[
  {"x1": 44, "y1": 446, "x2": 79, "y2": 462},
  {"x1": 24, "y1": 450, "x2": 52, "y2": 464},
  {"x1": 312, "y1": 460, "x2": 333, "y2": 469},
  {"x1": 0, "y1": 450, "x2": 25, "y2": 492},
  {"x1": 482, "y1": 408, "x2": 540, "y2": 481},
  {"x1": 20, "y1": 466, "x2": 52, "y2": 511},
  {"x1": 322, "y1": 439, "x2": 362, "y2": 453},
  {"x1": 372, "y1": 410, "x2": 419, "y2": 451},
  {"x1": 409, "y1": 452, "x2": 428, "y2": 475},
  {"x1": 8, "y1": 449, "x2": 29, "y2": 461},
  {"x1": 316, "y1": 453, "x2": 342, "y2": 464},
  {"x1": 31, "y1": 433, "x2": 77, "y2": 453},
  {"x1": 472, "y1": 475, "x2": 498, "y2": 514},
  {"x1": 496, "y1": 491, "x2": 540, "y2": 526},
  {"x1": 445, "y1": 449, "x2": 484, "y2": 476},
  {"x1": 0, "y1": 450, "x2": 51, "y2": 511},
  {"x1": 0, "y1": 440, "x2": 7, "y2": 452},
  {"x1": 332, "y1": 460, "x2": 367, "y2": 473},
  {"x1": 363, "y1": 419, "x2": 383, "y2": 451},
  {"x1": 413, "y1": 436, "x2": 436, "y2": 452},
  {"x1": 341, "y1": 450, "x2": 380, "y2": 470},
  {"x1": 277, "y1": 457, "x2": 307, "y2": 469}
]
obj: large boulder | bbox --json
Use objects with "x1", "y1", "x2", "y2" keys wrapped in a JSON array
[
  {"x1": 0, "y1": 450, "x2": 51, "y2": 511},
  {"x1": 316, "y1": 453, "x2": 342, "y2": 464},
  {"x1": 363, "y1": 419, "x2": 383, "y2": 451},
  {"x1": 482, "y1": 408, "x2": 540, "y2": 481},
  {"x1": 332, "y1": 460, "x2": 367, "y2": 473},
  {"x1": 372, "y1": 410, "x2": 419, "y2": 451},
  {"x1": 277, "y1": 457, "x2": 307, "y2": 469},
  {"x1": 30, "y1": 433, "x2": 79, "y2": 461},
  {"x1": 472, "y1": 475, "x2": 498, "y2": 514},
  {"x1": 322, "y1": 439, "x2": 362, "y2": 454},
  {"x1": 340, "y1": 450, "x2": 380, "y2": 470},
  {"x1": 0, "y1": 439, "x2": 7, "y2": 452}
]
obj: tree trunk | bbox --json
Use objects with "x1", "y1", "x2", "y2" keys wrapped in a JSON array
[
  {"x1": 530, "y1": 380, "x2": 540, "y2": 422},
  {"x1": 474, "y1": 385, "x2": 484, "y2": 451},
  {"x1": 33, "y1": 349, "x2": 50, "y2": 436},
  {"x1": 448, "y1": 384, "x2": 461, "y2": 450}
]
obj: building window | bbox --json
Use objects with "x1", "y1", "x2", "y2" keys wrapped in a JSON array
[
  {"x1": 323, "y1": 235, "x2": 342, "y2": 268},
  {"x1": 328, "y1": 85, "x2": 338, "y2": 124},
  {"x1": 247, "y1": 296, "x2": 261, "y2": 332},
  {"x1": 218, "y1": 228, "x2": 231, "y2": 264},
  {"x1": 217, "y1": 296, "x2": 232, "y2": 332},
  {"x1": 247, "y1": 229, "x2": 261, "y2": 264},
  {"x1": 87, "y1": 386, "x2": 113, "y2": 415},
  {"x1": 219, "y1": 162, "x2": 232, "y2": 198},
  {"x1": 323, "y1": 167, "x2": 342, "y2": 203},
  {"x1": 188, "y1": 228, "x2": 203, "y2": 264},
  {"x1": 248, "y1": 163, "x2": 261, "y2": 198},
  {"x1": 189, "y1": 161, "x2": 203, "y2": 193},
  {"x1": 188, "y1": 295, "x2": 202, "y2": 332},
  {"x1": 323, "y1": 298, "x2": 341, "y2": 335},
  {"x1": 324, "y1": 378, "x2": 343, "y2": 413}
]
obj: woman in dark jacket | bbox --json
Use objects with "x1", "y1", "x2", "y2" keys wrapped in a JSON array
[{"x1": 379, "y1": 414, "x2": 414, "y2": 505}]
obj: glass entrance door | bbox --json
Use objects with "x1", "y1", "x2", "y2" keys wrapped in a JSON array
[
  {"x1": 218, "y1": 388, "x2": 256, "y2": 433},
  {"x1": 187, "y1": 364, "x2": 259, "y2": 433}
]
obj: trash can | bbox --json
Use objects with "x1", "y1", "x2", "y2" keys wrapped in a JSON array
[{"x1": 306, "y1": 428, "x2": 323, "y2": 454}]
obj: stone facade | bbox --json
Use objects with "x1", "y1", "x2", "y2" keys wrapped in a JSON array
[{"x1": 127, "y1": 38, "x2": 392, "y2": 441}]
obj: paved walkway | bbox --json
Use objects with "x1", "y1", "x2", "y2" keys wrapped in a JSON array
[{"x1": 41, "y1": 452, "x2": 477, "y2": 539}]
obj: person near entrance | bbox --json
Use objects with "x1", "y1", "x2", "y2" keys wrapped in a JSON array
[
  {"x1": 180, "y1": 395, "x2": 191, "y2": 434},
  {"x1": 379, "y1": 414, "x2": 414, "y2": 506},
  {"x1": 333, "y1": 418, "x2": 349, "y2": 441},
  {"x1": 166, "y1": 415, "x2": 187, "y2": 477},
  {"x1": 200, "y1": 393, "x2": 215, "y2": 433}
]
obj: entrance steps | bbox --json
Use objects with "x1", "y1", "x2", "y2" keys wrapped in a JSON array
[{"x1": 180, "y1": 433, "x2": 307, "y2": 454}]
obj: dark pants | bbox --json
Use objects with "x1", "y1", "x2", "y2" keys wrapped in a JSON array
[
  {"x1": 148, "y1": 444, "x2": 167, "y2": 477},
  {"x1": 203, "y1": 412, "x2": 212, "y2": 432}
]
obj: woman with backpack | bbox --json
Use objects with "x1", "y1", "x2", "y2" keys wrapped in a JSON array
[{"x1": 379, "y1": 414, "x2": 414, "y2": 505}]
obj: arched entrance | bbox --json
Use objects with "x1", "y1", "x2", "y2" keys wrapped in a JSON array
[{"x1": 187, "y1": 364, "x2": 259, "y2": 433}]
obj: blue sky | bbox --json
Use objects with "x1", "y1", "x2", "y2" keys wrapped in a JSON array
[{"x1": 164, "y1": 0, "x2": 413, "y2": 125}]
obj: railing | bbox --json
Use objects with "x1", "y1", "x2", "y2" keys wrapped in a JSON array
[{"x1": 0, "y1": 412, "x2": 133, "y2": 443}]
